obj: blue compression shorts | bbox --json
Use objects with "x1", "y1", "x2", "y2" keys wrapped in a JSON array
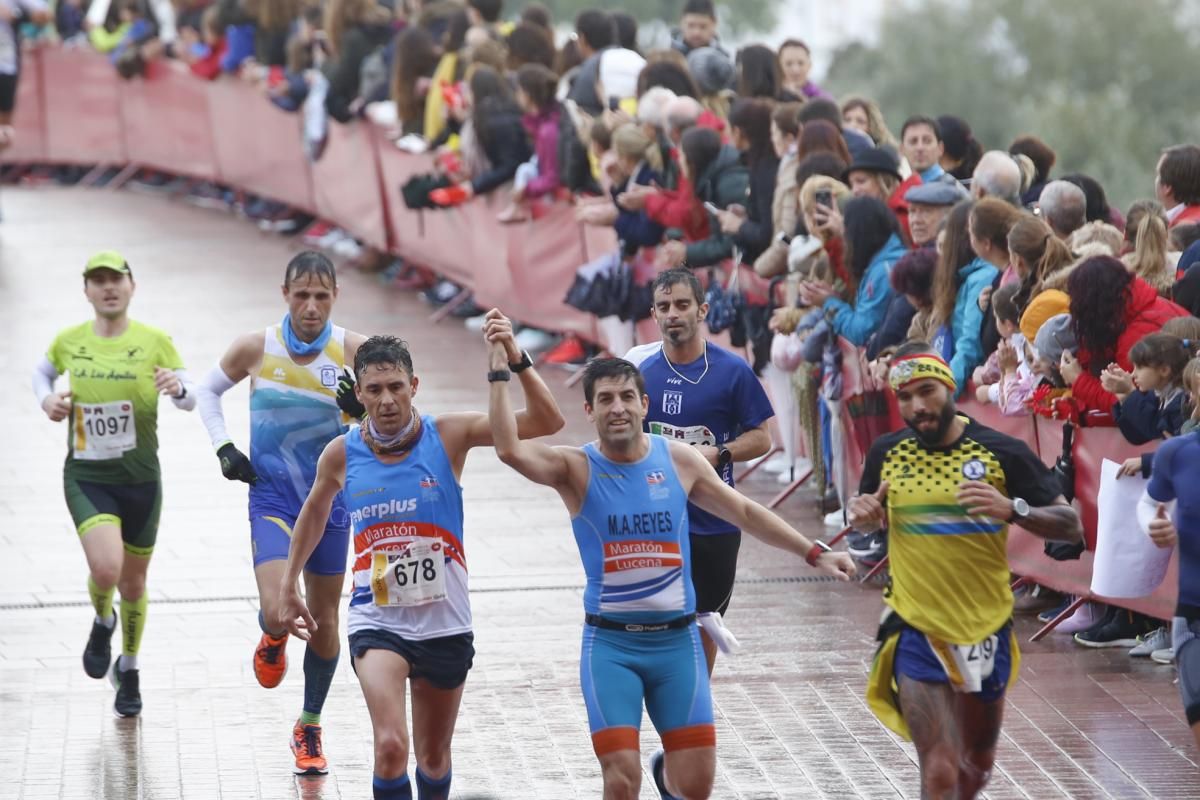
[
  {"x1": 251, "y1": 513, "x2": 349, "y2": 575},
  {"x1": 894, "y1": 622, "x2": 1014, "y2": 703},
  {"x1": 579, "y1": 623, "x2": 716, "y2": 755}
]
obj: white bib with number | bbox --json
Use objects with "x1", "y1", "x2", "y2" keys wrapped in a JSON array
[
  {"x1": 73, "y1": 401, "x2": 137, "y2": 461},
  {"x1": 649, "y1": 421, "x2": 715, "y2": 448},
  {"x1": 369, "y1": 540, "x2": 447, "y2": 607},
  {"x1": 941, "y1": 635, "x2": 999, "y2": 694}
]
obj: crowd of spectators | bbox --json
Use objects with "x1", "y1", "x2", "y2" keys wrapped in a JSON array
[{"x1": 11, "y1": 0, "x2": 1200, "y2": 658}]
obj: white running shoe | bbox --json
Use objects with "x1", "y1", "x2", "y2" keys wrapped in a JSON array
[
  {"x1": 775, "y1": 458, "x2": 813, "y2": 484},
  {"x1": 824, "y1": 508, "x2": 846, "y2": 527},
  {"x1": 1129, "y1": 627, "x2": 1170, "y2": 657},
  {"x1": 1150, "y1": 647, "x2": 1175, "y2": 664},
  {"x1": 515, "y1": 328, "x2": 557, "y2": 352},
  {"x1": 760, "y1": 453, "x2": 792, "y2": 474}
]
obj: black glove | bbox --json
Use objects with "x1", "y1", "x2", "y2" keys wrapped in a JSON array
[
  {"x1": 336, "y1": 367, "x2": 366, "y2": 419},
  {"x1": 217, "y1": 442, "x2": 258, "y2": 485}
]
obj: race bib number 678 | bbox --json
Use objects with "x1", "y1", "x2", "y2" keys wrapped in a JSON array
[{"x1": 369, "y1": 540, "x2": 447, "y2": 607}]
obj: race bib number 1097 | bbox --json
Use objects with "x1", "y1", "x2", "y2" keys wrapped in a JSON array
[
  {"x1": 73, "y1": 401, "x2": 136, "y2": 461},
  {"x1": 370, "y1": 540, "x2": 447, "y2": 607}
]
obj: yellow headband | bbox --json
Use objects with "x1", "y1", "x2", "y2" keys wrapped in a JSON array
[{"x1": 889, "y1": 354, "x2": 957, "y2": 394}]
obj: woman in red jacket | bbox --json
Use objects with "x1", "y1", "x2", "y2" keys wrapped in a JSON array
[{"x1": 1062, "y1": 256, "x2": 1189, "y2": 412}]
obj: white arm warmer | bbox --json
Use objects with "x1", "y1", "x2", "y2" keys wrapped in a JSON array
[
  {"x1": 170, "y1": 368, "x2": 197, "y2": 412},
  {"x1": 32, "y1": 357, "x2": 59, "y2": 406},
  {"x1": 195, "y1": 365, "x2": 238, "y2": 451}
]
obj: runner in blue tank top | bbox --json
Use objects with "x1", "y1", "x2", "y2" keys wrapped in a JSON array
[
  {"x1": 488, "y1": 354, "x2": 856, "y2": 800},
  {"x1": 194, "y1": 252, "x2": 369, "y2": 774},
  {"x1": 277, "y1": 318, "x2": 564, "y2": 800}
]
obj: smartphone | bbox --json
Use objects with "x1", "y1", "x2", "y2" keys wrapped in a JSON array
[{"x1": 815, "y1": 188, "x2": 833, "y2": 209}]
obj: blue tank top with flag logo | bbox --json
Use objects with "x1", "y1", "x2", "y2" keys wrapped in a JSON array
[
  {"x1": 571, "y1": 435, "x2": 694, "y2": 623},
  {"x1": 344, "y1": 417, "x2": 471, "y2": 640}
]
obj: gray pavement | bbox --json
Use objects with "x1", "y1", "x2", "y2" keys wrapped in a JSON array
[{"x1": 1, "y1": 187, "x2": 1198, "y2": 799}]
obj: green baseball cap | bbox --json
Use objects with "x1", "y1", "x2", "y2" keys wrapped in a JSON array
[{"x1": 82, "y1": 250, "x2": 132, "y2": 277}]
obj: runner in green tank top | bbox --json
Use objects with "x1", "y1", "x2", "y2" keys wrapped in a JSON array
[{"x1": 32, "y1": 251, "x2": 197, "y2": 718}]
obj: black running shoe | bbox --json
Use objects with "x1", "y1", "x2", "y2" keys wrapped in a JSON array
[
  {"x1": 111, "y1": 662, "x2": 143, "y2": 718},
  {"x1": 847, "y1": 530, "x2": 887, "y2": 563},
  {"x1": 650, "y1": 750, "x2": 678, "y2": 800},
  {"x1": 1074, "y1": 609, "x2": 1155, "y2": 649},
  {"x1": 83, "y1": 619, "x2": 115, "y2": 679}
]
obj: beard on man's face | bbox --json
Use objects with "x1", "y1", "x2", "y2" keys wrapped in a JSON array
[{"x1": 906, "y1": 400, "x2": 957, "y2": 446}]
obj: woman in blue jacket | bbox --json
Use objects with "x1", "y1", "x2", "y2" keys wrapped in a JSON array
[{"x1": 801, "y1": 196, "x2": 906, "y2": 346}]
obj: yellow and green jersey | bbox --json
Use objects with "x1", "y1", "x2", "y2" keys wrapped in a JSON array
[
  {"x1": 859, "y1": 416, "x2": 1061, "y2": 644},
  {"x1": 47, "y1": 320, "x2": 185, "y2": 483}
]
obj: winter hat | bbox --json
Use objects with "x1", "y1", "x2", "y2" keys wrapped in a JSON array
[
  {"x1": 599, "y1": 48, "x2": 646, "y2": 102},
  {"x1": 686, "y1": 46, "x2": 735, "y2": 96},
  {"x1": 1034, "y1": 313, "x2": 1077, "y2": 365},
  {"x1": 1019, "y1": 288, "x2": 1070, "y2": 343}
]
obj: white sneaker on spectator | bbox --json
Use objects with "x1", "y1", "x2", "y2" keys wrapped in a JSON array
[
  {"x1": 775, "y1": 458, "x2": 814, "y2": 484},
  {"x1": 463, "y1": 315, "x2": 489, "y2": 333},
  {"x1": 824, "y1": 508, "x2": 846, "y2": 528},
  {"x1": 331, "y1": 237, "x2": 363, "y2": 259},
  {"x1": 759, "y1": 453, "x2": 792, "y2": 474},
  {"x1": 1055, "y1": 602, "x2": 1102, "y2": 634},
  {"x1": 1150, "y1": 647, "x2": 1175, "y2": 664},
  {"x1": 515, "y1": 328, "x2": 557, "y2": 352},
  {"x1": 318, "y1": 228, "x2": 350, "y2": 249},
  {"x1": 1129, "y1": 627, "x2": 1170, "y2": 657}
]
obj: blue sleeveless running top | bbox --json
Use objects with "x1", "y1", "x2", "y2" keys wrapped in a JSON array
[
  {"x1": 248, "y1": 324, "x2": 349, "y2": 524},
  {"x1": 571, "y1": 435, "x2": 694, "y2": 624},
  {"x1": 344, "y1": 417, "x2": 471, "y2": 640}
]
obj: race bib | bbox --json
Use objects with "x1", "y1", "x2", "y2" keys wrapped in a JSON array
[
  {"x1": 73, "y1": 401, "x2": 137, "y2": 461},
  {"x1": 942, "y1": 635, "x2": 999, "y2": 694},
  {"x1": 369, "y1": 540, "x2": 447, "y2": 607},
  {"x1": 649, "y1": 421, "x2": 715, "y2": 448}
]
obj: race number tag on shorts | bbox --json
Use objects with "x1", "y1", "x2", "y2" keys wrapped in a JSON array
[
  {"x1": 73, "y1": 401, "x2": 136, "y2": 461},
  {"x1": 369, "y1": 540, "x2": 447, "y2": 607},
  {"x1": 944, "y1": 635, "x2": 999, "y2": 694},
  {"x1": 648, "y1": 421, "x2": 715, "y2": 447}
]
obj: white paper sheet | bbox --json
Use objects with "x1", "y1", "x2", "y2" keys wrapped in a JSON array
[{"x1": 1090, "y1": 458, "x2": 1172, "y2": 599}]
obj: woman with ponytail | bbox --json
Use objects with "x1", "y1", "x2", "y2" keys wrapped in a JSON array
[
  {"x1": 1123, "y1": 200, "x2": 1176, "y2": 296},
  {"x1": 1007, "y1": 214, "x2": 1075, "y2": 310}
]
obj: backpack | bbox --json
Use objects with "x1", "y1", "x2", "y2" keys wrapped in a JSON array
[{"x1": 556, "y1": 101, "x2": 599, "y2": 194}]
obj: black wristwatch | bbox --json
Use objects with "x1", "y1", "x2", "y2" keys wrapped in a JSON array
[
  {"x1": 716, "y1": 446, "x2": 733, "y2": 470},
  {"x1": 509, "y1": 350, "x2": 533, "y2": 373},
  {"x1": 1008, "y1": 497, "x2": 1030, "y2": 524},
  {"x1": 173, "y1": 385, "x2": 188, "y2": 400},
  {"x1": 487, "y1": 369, "x2": 512, "y2": 383}
]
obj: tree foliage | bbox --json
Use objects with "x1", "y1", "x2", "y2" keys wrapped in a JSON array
[{"x1": 824, "y1": 0, "x2": 1200, "y2": 210}]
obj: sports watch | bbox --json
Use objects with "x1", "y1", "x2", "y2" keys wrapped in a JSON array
[
  {"x1": 509, "y1": 350, "x2": 534, "y2": 373},
  {"x1": 716, "y1": 446, "x2": 733, "y2": 470},
  {"x1": 1008, "y1": 497, "x2": 1030, "y2": 523}
]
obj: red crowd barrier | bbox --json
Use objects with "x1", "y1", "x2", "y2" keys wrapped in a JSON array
[{"x1": 10, "y1": 49, "x2": 1181, "y2": 625}]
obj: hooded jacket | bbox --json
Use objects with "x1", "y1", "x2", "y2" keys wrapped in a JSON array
[
  {"x1": 823, "y1": 233, "x2": 908, "y2": 346},
  {"x1": 1072, "y1": 277, "x2": 1189, "y2": 412},
  {"x1": 947, "y1": 256, "x2": 1001, "y2": 395},
  {"x1": 682, "y1": 144, "x2": 750, "y2": 268}
]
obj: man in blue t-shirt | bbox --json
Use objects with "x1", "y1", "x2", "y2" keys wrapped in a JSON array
[
  {"x1": 626, "y1": 268, "x2": 774, "y2": 672},
  {"x1": 1145, "y1": 429, "x2": 1200, "y2": 751}
]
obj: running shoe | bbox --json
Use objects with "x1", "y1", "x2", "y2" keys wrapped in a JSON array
[
  {"x1": 755, "y1": 453, "x2": 791, "y2": 474},
  {"x1": 1074, "y1": 609, "x2": 1155, "y2": 648},
  {"x1": 1037, "y1": 593, "x2": 1073, "y2": 623},
  {"x1": 649, "y1": 749, "x2": 679, "y2": 800},
  {"x1": 83, "y1": 618, "x2": 115, "y2": 679},
  {"x1": 847, "y1": 530, "x2": 887, "y2": 563},
  {"x1": 543, "y1": 335, "x2": 587, "y2": 364},
  {"x1": 1013, "y1": 584, "x2": 1062, "y2": 615},
  {"x1": 253, "y1": 631, "x2": 289, "y2": 689},
  {"x1": 1055, "y1": 602, "x2": 1104, "y2": 634},
  {"x1": 775, "y1": 457, "x2": 813, "y2": 484},
  {"x1": 291, "y1": 721, "x2": 329, "y2": 775},
  {"x1": 110, "y1": 661, "x2": 142, "y2": 718},
  {"x1": 1129, "y1": 626, "x2": 1171, "y2": 657},
  {"x1": 301, "y1": 220, "x2": 334, "y2": 245},
  {"x1": 1150, "y1": 647, "x2": 1175, "y2": 665},
  {"x1": 823, "y1": 507, "x2": 846, "y2": 528}
]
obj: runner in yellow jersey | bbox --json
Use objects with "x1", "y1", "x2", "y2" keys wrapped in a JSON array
[
  {"x1": 32, "y1": 251, "x2": 196, "y2": 718},
  {"x1": 850, "y1": 343, "x2": 1082, "y2": 799}
]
